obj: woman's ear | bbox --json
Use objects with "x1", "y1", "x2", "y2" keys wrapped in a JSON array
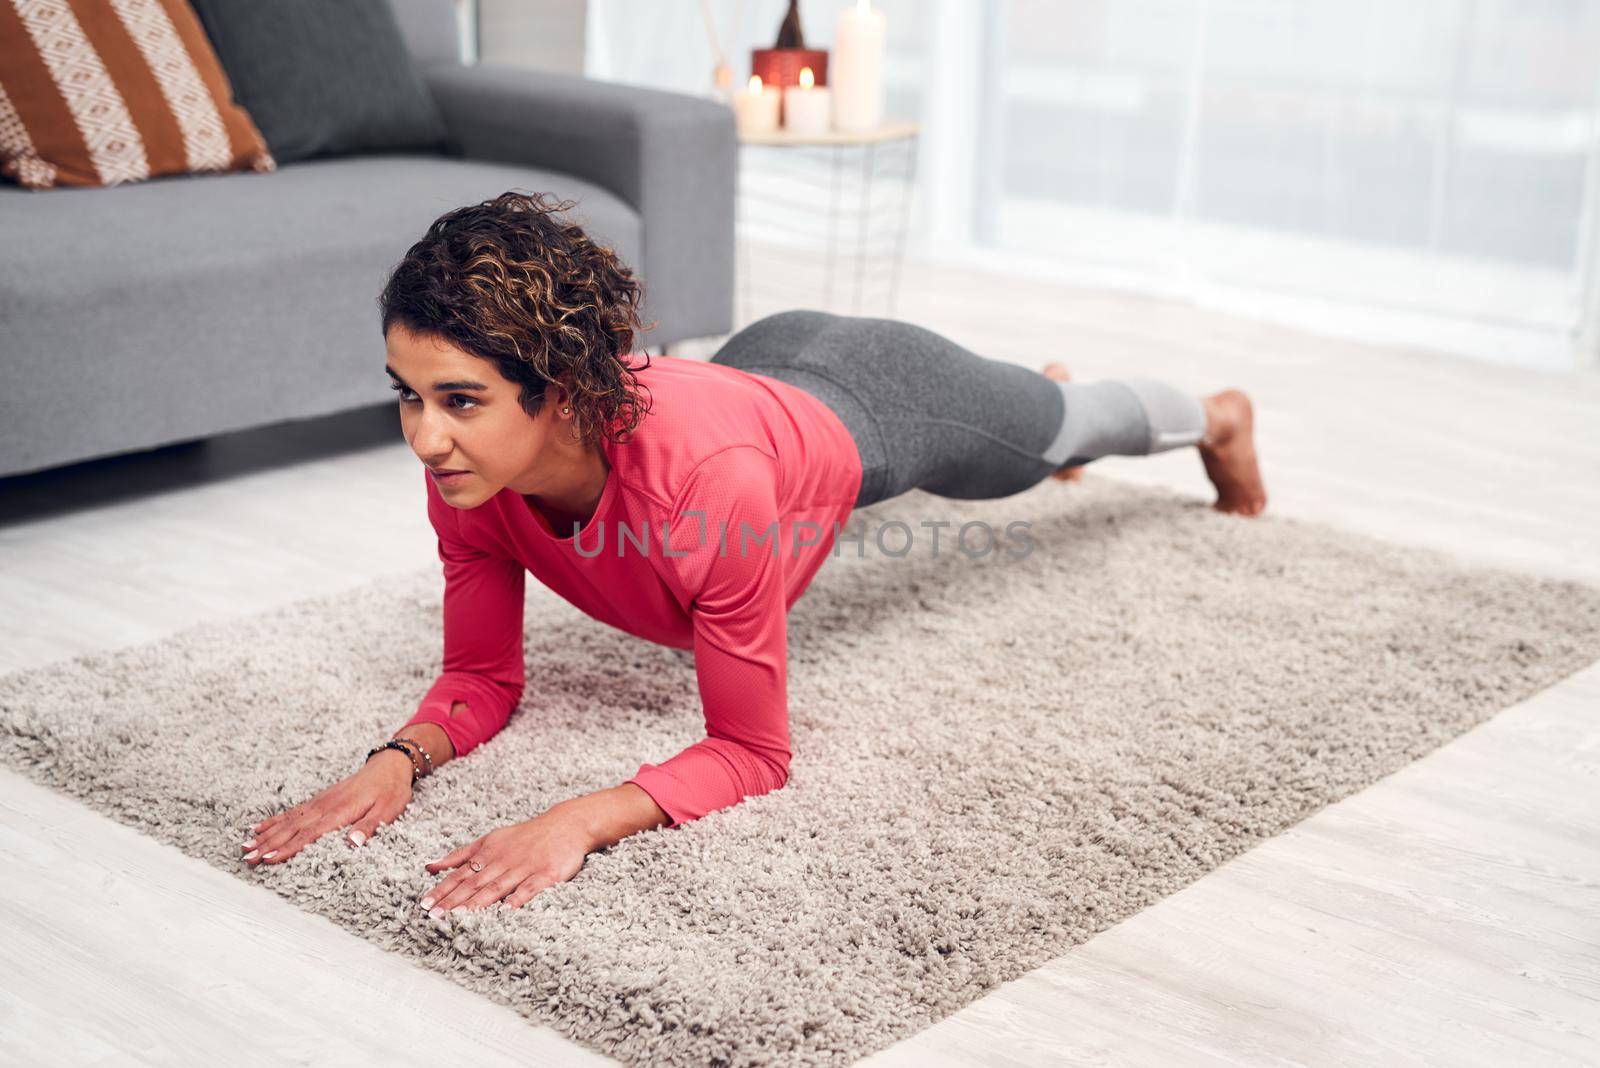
[{"x1": 549, "y1": 373, "x2": 576, "y2": 413}]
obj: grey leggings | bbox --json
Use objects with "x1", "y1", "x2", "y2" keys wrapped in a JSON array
[{"x1": 708, "y1": 309, "x2": 1207, "y2": 509}]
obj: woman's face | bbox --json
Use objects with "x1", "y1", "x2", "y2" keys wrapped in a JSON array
[{"x1": 385, "y1": 322, "x2": 571, "y2": 509}]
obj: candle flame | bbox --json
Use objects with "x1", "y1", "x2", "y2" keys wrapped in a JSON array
[
  {"x1": 748, "y1": 73, "x2": 763, "y2": 91},
  {"x1": 799, "y1": 66, "x2": 814, "y2": 89}
]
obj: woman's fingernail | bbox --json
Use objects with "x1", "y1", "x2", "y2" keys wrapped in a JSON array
[
  {"x1": 348, "y1": 830, "x2": 366, "y2": 847},
  {"x1": 243, "y1": 850, "x2": 258, "y2": 860},
  {"x1": 428, "y1": 907, "x2": 444, "y2": 920},
  {"x1": 243, "y1": 839, "x2": 256, "y2": 849},
  {"x1": 420, "y1": 896, "x2": 434, "y2": 909},
  {"x1": 262, "y1": 851, "x2": 277, "y2": 860}
]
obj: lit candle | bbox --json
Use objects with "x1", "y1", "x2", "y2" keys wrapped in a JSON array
[
  {"x1": 832, "y1": 0, "x2": 885, "y2": 132},
  {"x1": 732, "y1": 73, "x2": 781, "y2": 135},
  {"x1": 782, "y1": 66, "x2": 831, "y2": 136}
]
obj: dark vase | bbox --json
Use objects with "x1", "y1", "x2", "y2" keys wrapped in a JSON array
[{"x1": 775, "y1": 0, "x2": 805, "y2": 49}]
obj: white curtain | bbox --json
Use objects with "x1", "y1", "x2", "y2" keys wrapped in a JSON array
[{"x1": 587, "y1": 0, "x2": 1600, "y2": 371}]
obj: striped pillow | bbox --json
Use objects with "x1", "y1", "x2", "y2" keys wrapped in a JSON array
[{"x1": 0, "y1": 0, "x2": 275, "y2": 190}]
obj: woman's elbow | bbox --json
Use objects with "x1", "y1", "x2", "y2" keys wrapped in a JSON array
[{"x1": 758, "y1": 748, "x2": 791, "y2": 791}]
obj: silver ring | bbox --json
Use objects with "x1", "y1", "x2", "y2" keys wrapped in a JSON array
[{"x1": 470, "y1": 860, "x2": 484, "y2": 872}]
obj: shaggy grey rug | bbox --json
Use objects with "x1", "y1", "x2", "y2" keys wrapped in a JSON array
[{"x1": 4, "y1": 475, "x2": 1600, "y2": 1067}]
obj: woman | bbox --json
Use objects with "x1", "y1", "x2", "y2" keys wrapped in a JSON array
[{"x1": 240, "y1": 192, "x2": 1266, "y2": 915}]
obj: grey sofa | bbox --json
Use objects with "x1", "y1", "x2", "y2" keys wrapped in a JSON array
[{"x1": 0, "y1": 0, "x2": 736, "y2": 479}]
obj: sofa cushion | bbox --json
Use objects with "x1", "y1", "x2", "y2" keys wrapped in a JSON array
[
  {"x1": 0, "y1": 156, "x2": 643, "y2": 476},
  {"x1": 0, "y1": 0, "x2": 275, "y2": 189},
  {"x1": 0, "y1": 153, "x2": 639, "y2": 300},
  {"x1": 187, "y1": 0, "x2": 448, "y2": 164},
  {"x1": 387, "y1": 0, "x2": 461, "y2": 73}
]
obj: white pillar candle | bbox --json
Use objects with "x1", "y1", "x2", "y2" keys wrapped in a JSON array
[
  {"x1": 782, "y1": 66, "x2": 831, "y2": 136},
  {"x1": 832, "y1": 0, "x2": 885, "y2": 132},
  {"x1": 731, "y1": 74, "x2": 781, "y2": 135}
]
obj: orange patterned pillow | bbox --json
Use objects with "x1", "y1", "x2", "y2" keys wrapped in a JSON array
[{"x1": 0, "y1": 0, "x2": 275, "y2": 189}]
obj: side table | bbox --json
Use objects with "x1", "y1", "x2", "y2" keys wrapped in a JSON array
[{"x1": 733, "y1": 119, "x2": 921, "y2": 330}]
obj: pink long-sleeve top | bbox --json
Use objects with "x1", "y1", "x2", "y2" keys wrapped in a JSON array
[{"x1": 401, "y1": 353, "x2": 863, "y2": 827}]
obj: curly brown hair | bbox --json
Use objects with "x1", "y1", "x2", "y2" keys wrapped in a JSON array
[{"x1": 378, "y1": 190, "x2": 656, "y2": 448}]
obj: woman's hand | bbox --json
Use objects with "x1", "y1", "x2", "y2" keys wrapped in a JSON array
[
  {"x1": 242, "y1": 749, "x2": 414, "y2": 866},
  {"x1": 420, "y1": 805, "x2": 595, "y2": 913}
]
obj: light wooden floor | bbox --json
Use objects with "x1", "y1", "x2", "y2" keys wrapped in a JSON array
[{"x1": 2, "y1": 255, "x2": 1598, "y2": 1066}]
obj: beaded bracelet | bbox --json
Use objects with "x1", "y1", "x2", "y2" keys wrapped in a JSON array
[
  {"x1": 365, "y1": 740, "x2": 420, "y2": 784},
  {"x1": 393, "y1": 735, "x2": 435, "y2": 777}
]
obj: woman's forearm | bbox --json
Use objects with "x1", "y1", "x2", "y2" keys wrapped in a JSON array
[{"x1": 565, "y1": 783, "x2": 670, "y2": 850}]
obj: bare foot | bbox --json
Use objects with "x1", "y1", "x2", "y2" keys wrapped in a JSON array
[
  {"x1": 1198, "y1": 390, "x2": 1267, "y2": 516},
  {"x1": 1039, "y1": 362, "x2": 1083, "y2": 481}
]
